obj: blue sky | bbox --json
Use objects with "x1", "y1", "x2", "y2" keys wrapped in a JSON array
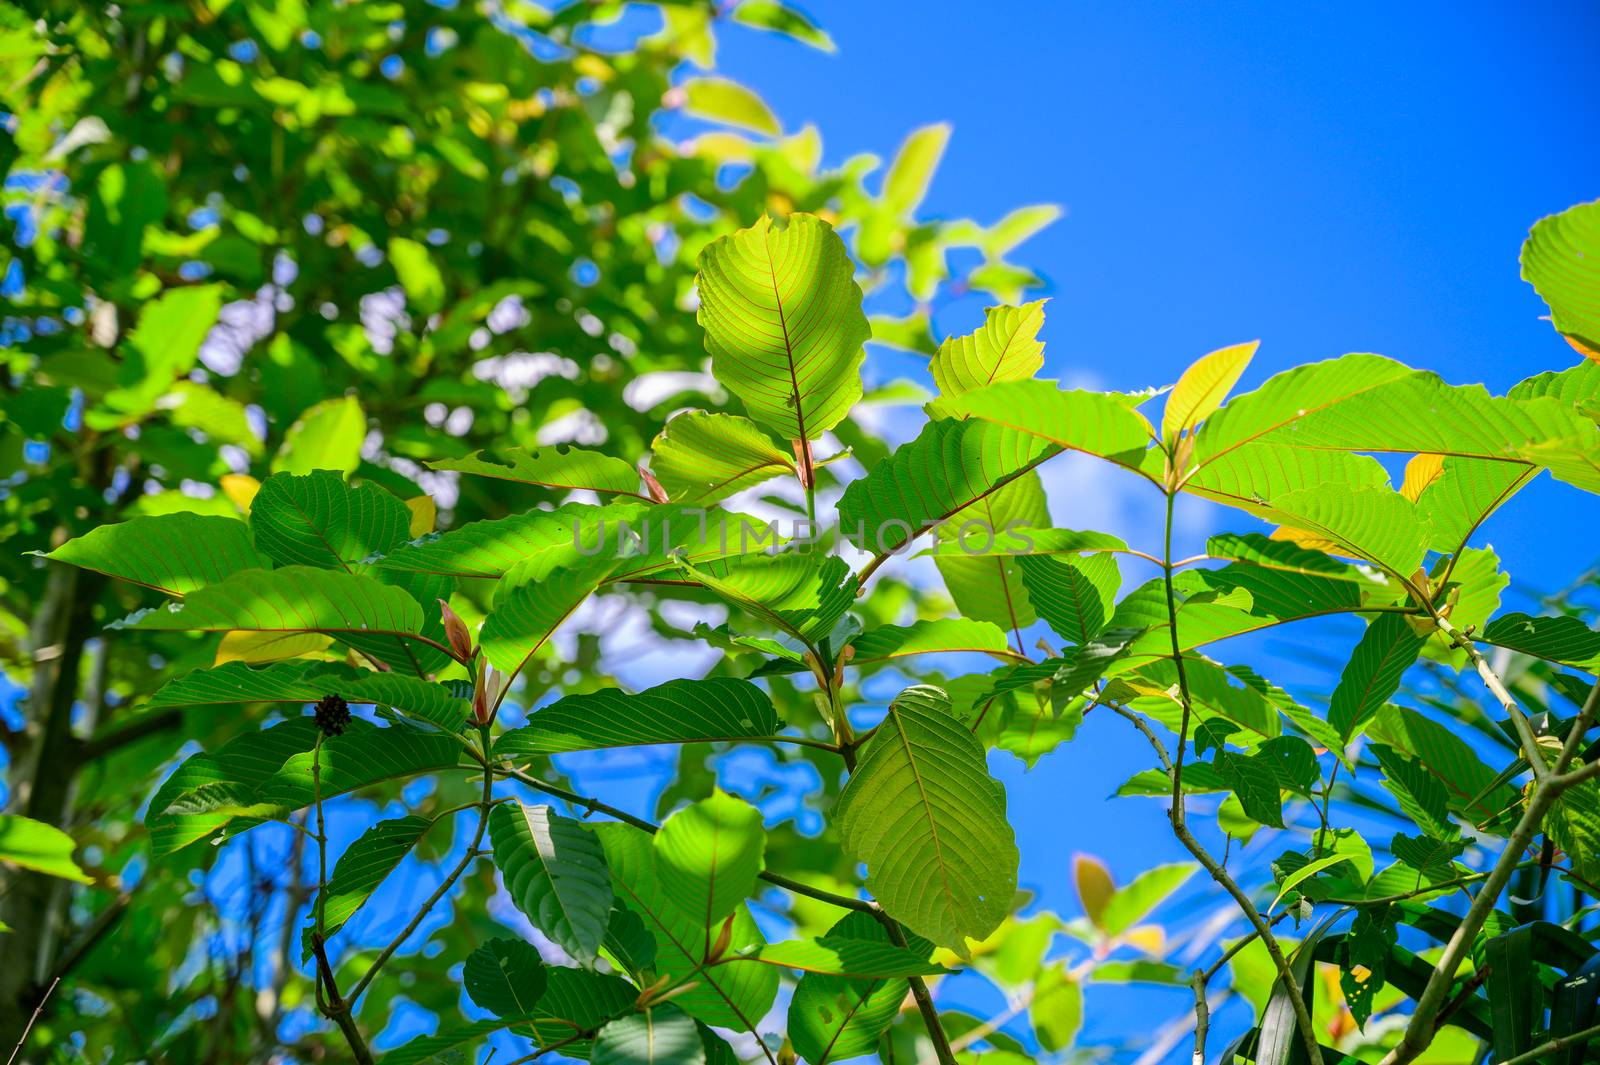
[{"x1": 674, "y1": 1, "x2": 1600, "y2": 1051}]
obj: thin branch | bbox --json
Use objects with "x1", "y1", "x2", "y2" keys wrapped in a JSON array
[
  {"x1": 1190, "y1": 969, "x2": 1209, "y2": 1065},
  {"x1": 878, "y1": 916, "x2": 955, "y2": 1065},
  {"x1": 1433, "y1": 613, "x2": 1550, "y2": 780},
  {"x1": 5, "y1": 977, "x2": 58, "y2": 1065},
  {"x1": 1494, "y1": 1018, "x2": 1600, "y2": 1065},
  {"x1": 310, "y1": 932, "x2": 374, "y2": 1065}
]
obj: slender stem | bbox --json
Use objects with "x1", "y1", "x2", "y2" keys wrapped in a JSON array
[
  {"x1": 1495, "y1": 1018, "x2": 1600, "y2": 1065},
  {"x1": 310, "y1": 933, "x2": 375, "y2": 1065},
  {"x1": 1190, "y1": 969, "x2": 1209, "y2": 1065},
  {"x1": 348, "y1": 726, "x2": 495, "y2": 1005},
  {"x1": 1157, "y1": 487, "x2": 1320, "y2": 1064},
  {"x1": 1380, "y1": 677, "x2": 1600, "y2": 1065},
  {"x1": 879, "y1": 916, "x2": 956, "y2": 1065},
  {"x1": 312, "y1": 736, "x2": 328, "y2": 939},
  {"x1": 5, "y1": 977, "x2": 58, "y2": 1065},
  {"x1": 1434, "y1": 613, "x2": 1550, "y2": 780}
]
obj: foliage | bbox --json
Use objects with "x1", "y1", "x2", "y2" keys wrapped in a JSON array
[{"x1": 7, "y1": 3, "x2": 1600, "y2": 1065}]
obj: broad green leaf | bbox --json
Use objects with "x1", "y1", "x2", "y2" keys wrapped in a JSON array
[
  {"x1": 1031, "y1": 965, "x2": 1083, "y2": 1053},
  {"x1": 92, "y1": 283, "x2": 225, "y2": 424},
  {"x1": 1200, "y1": 533, "x2": 1379, "y2": 619},
  {"x1": 789, "y1": 912, "x2": 933, "y2": 1064},
  {"x1": 603, "y1": 901, "x2": 659, "y2": 980},
  {"x1": 251, "y1": 719, "x2": 465, "y2": 811},
  {"x1": 1216, "y1": 752, "x2": 1286, "y2": 828},
  {"x1": 1328, "y1": 613, "x2": 1427, "y2": 742},
  {"x1": 1413, "y1": 457, "x2": 1534, "y2": 553},
  {"x1": 1269, "y1": 854, "x2": 1353, "y2": 913},
  {"x1": 926, "y1": 381, "x2": 1156, "y2": 479},
  {"x1": 463, "y1": 937, "x2": 548, "y2": 1019},
  {"x1": 309, "y1": 815, "x2": 432, "y2": 950},
  {"x1": 932, "y1": 473, "x2": 1049, "y2": 631},
  {"x1": 480, "y1": 554, "x2": 620, "y2": 675},
  {"x1": 1521, "y1": 199, "x2": 1600, "y2": 358},
  {"x1": 1016, "y1": 553, "x2": 1119, "y2": 646},
  {"x1": 1367, "y1": 706, "x2": 1513, "y2": 827},
  {"x1": 489, "y1": 801, "x2": 613, "y2": 965},
  {"x1": 249, "y1": 470, "x2": 411, "y2": 570},
  {"x1": 929, "y1": 300, "x2": 1046, "y2": 397},
  {"x1": 146, "y1": 661, "x2": 468, "y2": 731},
  {"x1": 0, "y1": 815, "x2": 92, "y2": 883},
  {"x1": 116, "y1": 565, "x2": 439, "y2": 673},
  {"x1": 1162, "y1": 340, "x2": 1257, "y2": 440},
  {"x1": 1481, "y1": 612, "x2": 1600, "y2": 668},
  {"x1": 428, "y1": 446, "x2": 644, "y2": 499},
  {"x1": 272, "y1": 396, "x2": 365, "y2": 477},
  {"x1": 681, "y1": 552, "x2": 856, "y2": 645},
  {"x1": 1372, "y1": 745, "x2": 1454, "y2": 840},
  {"x1": 731, "y1": 1, "x2": 835, "y2": 51},
  {"x1": 836, "y1": 685, "x2": 1018, "y2": 952},
  {"x1": 382, "y1": 1019, "x2": 531, "y2": 1065},
  {"x1": 1099, "y1": 863, "x2": 1196, "y2": 936},
  {"x1": 682, "y1": 76, "x2": 780, "y2": 136},
  {"x1": 838, "y1": 416, "x2": 1056, "y2": 554},
  {"x1": 882, "y1": 122, "x2": 949, "y2": 215},
  {"x1": 595, "y1": 822, "x2": 778, "y2": 1030},
  {"x1": 654, "y1": 790, "x2": 765, "y2": 930},
  {"x1": 388, "y1": 236, "x2": 445, "y2": 315},
  {"x1": 41, "y1": 513, "x2": 271, "y2": 596},
  {"x1": 523, "y1": 967, "x2": 642, "y2": 1056},
  {"x1": 733, "y1": 936, "x2": 946, "y2": 978},
  {"x1": 1265, "y1": 483, "x2": 1432, "y2": 579},
  {"x1": 696, "y1": 213, "x2": 868, "y2": 443},
  {"x1": 650, "y1": 411, "x2": 796, "y2": 505},
  {"x1": 494, "y1": 677, "x2": 780, "y2": 758},
  {"x1": 1509, "y1": 359, "x2": 1600, "y2": 419},
  {"x1": 1548, "y1": 779, "x2": 1600, "y2": 884},
  {"x1": 849, "y1": 618, "x2": 1016, "y2": 670},
  {"x1": 593, "y1": 1005, "x2": 705, "y2": 1065}
]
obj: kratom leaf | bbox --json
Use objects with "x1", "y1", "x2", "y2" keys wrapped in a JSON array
[
  {"x1": 1162, "y1": 340, "x2": 1257, "y2": 440},
  {"x1": 848, "y1": 619, "x2": 1017, "y2": 669},
  {"x1": 41, "y1": 513, "x2": 271, "y2": 596},
  {"x1": 681, "y1": 553, "x2": 856, "y2": 645},
  {"x1": 272, "y1": 396, "x2": 365, "y2": 477},
  {"x1": 489, "y1": 801, "x2": 613, "y2": 965},
  {"x1": 838, "y1": 416, "x2": 1056, "y2": 554},
  {"x1": 731, "y1": 1, "x2": 835, "y2": 51},
  {"x1": 1265, "y1": 483, "x2": 1433, "y2": 579},
  {"x1": 428, "y1": 446, "x2": 645, "y2": 499},
  {"x1": 1032, "y1": 965, "x2": 1084, "y2": 1053},
  {"x1": 933, "y1": 473, "x2": 1049, "y2": 631},
  {"x1": 252, "y1": 719, "x2": 465, "y2": 811},
  {"x1": 147, "y1": 661, "x2": 468, "y2": 731},
  {"x1": 523, "y1": 968, "x2": 642, "y2": 1056},
  {"x1": 1366, "y1": 706, "x2": 1514, "y2": 826},
  {"x1": 494, "y1": 678, "x2": 781, "y2": 757},
  {"x1": 92, "y1": 283, "x2": 225, "y2": 424},
  {"x1": 1016, "y1": 553, "x2": 1120, "y2": 646},
  {"x1": 593, "y1": 1005, "x2": 705, "y2": 1065},
  {"x1": 480, "y1": 554, "x2": 619, "y2": 675},
  {"x1": 682, "y1": 75, "x2": 780, "y2": 136},
  {"x1": 882, "y1": 122, "x2": 948, "y2": 215},
  {"x1": 653, "y1": 790, "x2": 766, "y2": 930},
  {"x1": 1520, "y1": 199, "x2": 1600, "y2": 358},
  {"x1": 0, "y1": 815, "x2": 92, "y2": 884},
  {"x1": 308, "y1": 815, "x2": 432, "y2": 951},
  {"x1": 696, "y1": 213, "x2": 868, "y2": 443},
  {"x1": 925, "y1": 381, "x2": 1156, "y2": 478},
  {"x1": 602, "y1": 901, "x2": 659, "y2": 979},
  {"x1": 1329, "y1": 613, "x2": 1427, "y2": 742},
  {"x1": 836, "y1": 685, "x2": 1018, "y2": 952},
  {"x1": 249, "y1": 469, "x2": 411, "y2": 570},
  {"x1": 788, "y1": 912, "x2": 933, "y2": 1064},
  {"x1": 462, "y1": 937, "x2": 549, "y2": 1019},
  {"x1": 1099, "y1": 863, "x2": 1196, "y2": 936},
  {"x1": 1548, "y1": 779, "x2": 1600, "y2": 884},
  {"x1": 1372, "y1": 746, "x2": 1455, "y2": 840},
  {"x1": 116, "y1": 565, "x2": 441, "y2": 672},
  {"x1": 382, "y1": 1019, "x2": 531, "y2": 1065},
  {"x1": 1412, "y1": 457, "x2": 1534, "y2": 553},
  {"x1": 595, "y1": 822, "x2": 778, "y2": 1030},
  {"x1": 1481, "y1": 613, "x2": 1600, "y2": 668},
  {"x1": 731, "y1": 937, "x2": 946, "y2": 978},
  {"x1": 1509, "y1": 359, "x2": 1600, "y2": 419},
  {"x1": 929, "y1": 300, "x2": 1047, "y2": 397},
  {"x1": 650, "y1": 411, "x2": 796, "y2": 505}
]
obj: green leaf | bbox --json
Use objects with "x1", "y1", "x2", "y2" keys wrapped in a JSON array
[
  {"x1": 1521, "y1": 198, "x2": 1600, "y2": 356},
  {"x1": 932, "y1": 473, "x2": 1049, "y2": 631},
  {"x1": 1100, "y1": 863, "x2": 1196, "y2": 936},
  {"x1": 734, "y1": 936, "x2": 946, "y2": 978},
  {"x1": 682, "y1": 76, "x2": 780, "y2": 136},
  {"x1": 1481, "y1": 612, "x2": 1600, "y2": 668},
  {"x1": 696, "y1": 213, "x2": 868, "y2": 443},
  {"x1": 1328, "y1": 613, "x2": 1427, "y2": 742},
  {"x1": 838, "y1": 416, "x2": 1057, "y2": 555},
  {"x1": 1217, "y1": 750, "x2": 1287, "y2": 829},
  {"x1": 524, "y1": 968, "x2": 643, "y2": 1055},
  {"x1": 388, "y1": 236, "x2": 445, "y2": 315},
  {"x1": 1031, "y1": 965, "x2": 1083, "y2": 1053},
  {"x1": 1547, "y1": 778, "x2": 1600, "y2": 884},
  {"x1": 252, "y1": 720, "x2": 464, "y2": 811},
  {"x1": 926, "y1": 381, "x2": 1156, "y2": 478},
  {"x1": 789, "y1": 912, "x2": 933, "y2": 1064},
  {"x1": 306, "y1": 815, "x2": 432, "y2": 955},
  {"x1": 1508, "y1": 359, "x2": 1600, "y2": 419},
  {"x1": 929, "y1": 300, "x2": 1047, "y2": 397},
  {"x1": 595, "y1": 822, "x2": 778, "y2": 1030},
  {"x1": 489, "y1": 801, "x2": 614, "y2": 965},
  {"x1": 1340, "y1": 906, "x2": 1398, "y2": 1028},
  {"x1": 427, "y1": 446, "x2": 644, "y2": 499},
  {"x1": 593, "y1": 1005, "x2": 705, "y2": 1065},
  {"x1": 1269, "y1": 854, "x2": 1352, "y2": 913},
  {"x1": 1412, "y1": 457, "x2": 1533, "y2": 553},
  {"x1": 731, "y1": 1, "x2": 835, "y2": 51},
  {"x1": 146, "y1": 661, "x2": 468, "y2": 731},
  {"x1": 272, "y1": 396, "x2": 366, "y2": 477},
  {"x1": 496, "y1": 678, "x2": 781, "y2": 759},
  {"x1": 41, "y1": 513, "x2": 270, "y2": 596},
  {"x1": 92, "y1": 284, "x2": 225, "y2": 424},
  {"x1": 681, "y1": 553, "x2": 856, "y2": 646},
  {"x1": 462, "y1": 937, "x2": 549, "y2": 1019},
  {"x1": 836, "y1": 685, "x2": 1018, "y2": 952},
  {"x1": 1372, "y1": 745, "x2": 1455, "y2": 840},
  {"x1": 382, "y1": 1019, "x2": 530, "y2": 1065},
  {"x1": 480, "y1": 554, "x2": 619, "y2": 675},
  {"x1": 1266, "y1": 483, "x2": 1433, "y2": 578},
  {"x1": 1367, "y1": 705, "x2": 1514, "y2": 827},
  {"x1": 849, "y1": 618, "x2": 1016, "y2": 670},
  {"x1": 249, "y1": 470, "x2": 411, "y2": 571},
  {"x1": 0, "y1": 815, "x2": 92, "y2": 884},
  {"x1": 1162, "y1": 340, "x2": 1256, "y2": 440},
  {"x1": 650, "y1": 411, "x2": 796, "y2": 505},
  {"x1": 117, "y1": 565, "x2": 438, "y2": 672},
  {"x1": 654, "y1": 791, "x2": 766, "y2": 930},
  {"x1": 1016, "y1": 553, "x2": 1119, "y2": 646},
  {"x1": 882, "y1": 122, "x2": 949, "y2": 215}
]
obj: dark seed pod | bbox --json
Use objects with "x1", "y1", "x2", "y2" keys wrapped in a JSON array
[{"x1": 314, "y1": 694, "x2": 351, "y2": 736}]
